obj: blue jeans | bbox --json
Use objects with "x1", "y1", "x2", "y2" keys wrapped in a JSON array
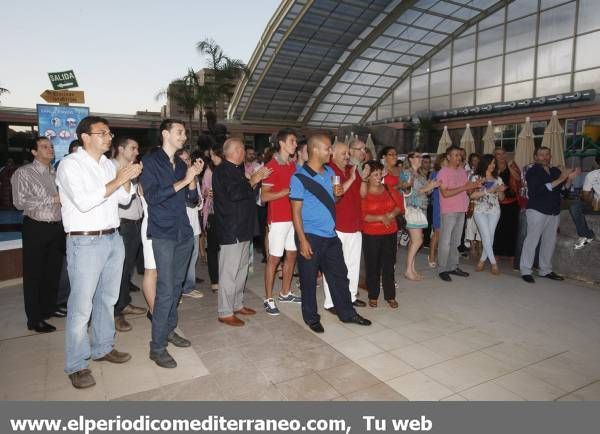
[
  {"x1": 64, "y1": 232, "x2": 124, "y2": 374},
  {"x1": 182, "y1": 235, "x2": 199, "y2": 294},
  {"x1": 150, "y1": 234, "x2": 194, "y2": 354},
  {"x1": 569, "y1": 201, "x2": 596, "y2": 238},
  {"x1": 474, "y1": 211, "x2": 501, "y2": 265}
]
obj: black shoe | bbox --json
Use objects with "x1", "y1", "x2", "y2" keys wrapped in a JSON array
[
  {"x1": 325, "y1": 307, "x2": 337, "y2": 315},
  {"x1": 56, "y1": 305, "x2": 68, "y2": 315},
  {"x1": 195, "y1": 277, "x2": 204, "y2": 284},
  {"x1": 522, "y1": 274, "x2": 535, "y2": 283},
  {"x1": 308, "y1": 321, "x2": 325, "y2": 333},
  {"x1": 541, "y1": 272, "x2": 564, "y2": 281},
  {"x1": 150, "y1": 350, "x2": 177, "y2": 369},
  {"x1": 341, "y1": 314, "x2": 372, "y2": 326},
  {"x1": 168, "y1": 332, "x2": 191, "y2": 347},
  {"x1": 439, "y1": 272, "x2": 452, "y2": 282},
  {"x1": 449, "y1": 268, "x2": 469, "y2": 277},
  {"x1": 129, "y1": 282, "x2": 141, "y2": 292},
  {"x1": 146, "y1": 311, "x2": 152, "y2": 322},
  {"x1": 27, "y1": 320, "x2": 56, "y2": 333},
  {"x1": 352, "y1": 299, "x2": 366, "y2": 307}
]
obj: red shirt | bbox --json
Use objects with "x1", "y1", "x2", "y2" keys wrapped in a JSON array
[
  {"x1": 361, "y1": 187, "x2": 404, "y2": 235},
  {"x1": 328, "y1": 163, "x2": 362, "y2": 233},
  {"x1": 263, "y1": 157, "x2": 296, "y2": 223}
]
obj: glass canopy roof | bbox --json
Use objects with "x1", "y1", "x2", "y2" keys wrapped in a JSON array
[{"x1": 229, "y1": 0, "x2": 511, "y2": 127}]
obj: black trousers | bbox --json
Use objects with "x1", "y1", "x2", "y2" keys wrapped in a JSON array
[
  {"x1": 21, "y1": 217, "x2": 65, "y2": 323},
  {"x1": 206, "y1": 213, "x2": 219, "y2": 285},
  {"x1": 362, "y1": 232, "x2": 397, "y2": 301},
  {"x1": 115, "y1": 219, "x2": 141, "y2": 314},
  {"x1": 296, "y1": 233, "x2": 356, "y2": 325}
]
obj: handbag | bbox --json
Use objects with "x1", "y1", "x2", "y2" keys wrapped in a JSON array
[
  {"x1": 466, "y1": 200, "x2": 475, "y2": 218},
  {"x1": 404, "y1": 205, "x2": 428, "y2": 227}
]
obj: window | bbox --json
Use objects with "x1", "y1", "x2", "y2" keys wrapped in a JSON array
[
  {"x1": 477, "y1": 57, "x2": 503, "y2": 88},
  {"x1": 505, "y1": 49, "x2": 535, "y2": 83},
  {"x1": 452, "y1": 63, "x2": 475, "y2": 93},
  {"x1": 507, "y1": 0, "x2": 538, "y2": 21},
  {"x1": 393, "y1": 80, "x2": 410, "y2": 103},
  {"x1": 536, "y1": 74, "x2": 572, "y2": 95},
  {"x1": 538, "y1": 3, "x2": 575, "y2": 44},
  {"x1": 476, "y1": 86, "x2": 502, "y2": 104},
  {"x1": 578, "y1": 0, "x2": 600, "y2": 34},
  {"x1": 411, "y1": 74, "x2": 429, "y2": 100},
  {"x1": 574, "y1": 68, "x2": 600, "y2": 91},
  {"x1": 453, "y1": 34, "x2": 475, "y2": 65},
  {"x1": 478, "y1": 25, "x2": 504, "y2": 59},
  {"x1": 506, "y1": 15, "x2": 537, "y2": 51},
  {"x1": 575, "y1": 31, "x2": 600, "y2": 71},
  {"x1": 537, "y1": 39, "x2": 573, "y2": 77},
  {"x1": 452, "y1": 91, "x2": 474, "y2": 107},
  {"x1": 430, "y1": 69, "x2": 450, "y2": 97},
  {"x1": 504, "y1": 81, "x2": 534, "y2": 101}
]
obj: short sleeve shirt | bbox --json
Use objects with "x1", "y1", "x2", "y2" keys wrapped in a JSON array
[
  {"x1": 289, "y1": 164, "x2": 336, "y2": 238},
  {"x1": 263, "y1": 157, "x2": 296, "y2": 223},
  {"x1": 470, "y1": 175, "x2": 503, "y2": 214},
  {"x1": 437, "y1": 166, "x2": 469, "y2": 214},
  {"x1": 583, "y1": 169, "x2": 600, "y2": 201}
]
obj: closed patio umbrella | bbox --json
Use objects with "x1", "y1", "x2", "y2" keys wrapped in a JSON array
[
  {"x1": 460, "y1": 123, "x2": 475, "y2": 156},
  {"x1": 365, "y1": 133, "x2": 376, "y2": 159},
  {"x1": 541, "y1": 110, "x2": 566, "y2": 168},
  {"x1": 483, "y1": 120, "x2": 495, "y2": 154},
  {"x1": 514, "y1": 117, "x2": 535, "y2": 169},
  {"x1": 436, "y1": 125, "x2": 452, "y2": 155}
]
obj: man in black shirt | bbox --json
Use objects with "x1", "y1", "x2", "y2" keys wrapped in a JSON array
[
  {"x1": 212, "y1": 138, "x2": 271, "y2": 326},
  {"x1": 520, "y1": 146, "x2": 579, "y2": 283}
]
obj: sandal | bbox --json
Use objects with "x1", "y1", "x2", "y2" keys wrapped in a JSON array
[
  {"x1": 491, "y1": 264, "x2": 500, "y2": 275},
  {"x1": 368, "y1": 299, "x2": 378, "y2": 308},
  {"x1": 475, "y1": 262, "x2": 485, "y2": 272},
  {"x1": 404, "y1": 273, "x2": 422, "y2": 281},
  {"x1": 386, "y1": 299, "x2": 399, "y2": 309}
]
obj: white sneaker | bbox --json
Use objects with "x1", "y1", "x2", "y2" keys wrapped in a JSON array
[
  {"x1": 574, "y1": 237, "x2": 593, "y2": 250},
  {"x1": 182, "y1": 289, "x2": 204, "y2": 298}
]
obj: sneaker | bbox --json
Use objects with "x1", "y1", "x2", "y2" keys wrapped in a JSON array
[
  {"x1": 263, "y1": 298, "x2": 280, "y2": 316},
  {"x1": 182, "y1": 289, "x2": 204, "y2": 299},
  {"x1": 574, "y1": 237, "x2": 593, "y2": 250},
  {"x1": 278, "y1": 292, "x2": 301, "y2": 303},
  {"x1": 399, "y1": 230, "x2": 410, "y2": 247}
]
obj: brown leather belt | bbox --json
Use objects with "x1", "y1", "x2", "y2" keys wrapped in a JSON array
[{"x1": 67, "y1": 228, "x2": 118, "y2": 237}]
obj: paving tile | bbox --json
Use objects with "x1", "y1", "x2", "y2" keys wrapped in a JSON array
[
  {"x1": 345, "y1": 383, "x2": 408, "y2": 401},
  {"x1": 276, "y1": 373, "x2": 340, "y2": 401},
  {"x1": 290, "y1": 345, "x2": 350, "y2": 371},
  {"x1": 318, "y1": 362, "x2": 381, "y2": 395},
  {"x1": 317, "y1": 323, "x2": 358, "y2": 344},
  {"x1": 493, "y1": 370, "x2": 566, "y2": 401},
  {"x1": 387, "y1": 371, "x2": 454, "y2": 401},
  {"x1": 254, "y1": 354, "x2": 314, "y2": 384},
  {"x1": 390, "y1": 344, "x2": 448, "y2": 369},
  {"x1": 482, "y1": 342, "x2": 559, "y2": 371},
  {"x1": 422, "y1": 352, "x2": 512, "y2": 392},
  {"x1": 460, "y1": 382, "x2": 525, "y2": 401},
  {"x1": 523, "y1": 356, "x2": 592, "y2": 392},
  {"x1": 235, "y1": 385, "x2": 287, "y2": 401},
  {"x1": 329, "y1": 337, "x2": 384, "y2": 361},
  {"x1": 567, "y1": 381, "x2": 600, "y2": 400},
  {"x1": 214, "y1": 369, "x2": 273, "y2": 400},
  {"x1": 440, "y1": 394, "x2": 468, "y2": 401},
  {"x1": 354, "y1": 352, "x2": 415, "y2": 381},
  {"x1": 363, "y1": 329, "x2": 415, "y2": 351},
  {"x1": 420, "y1": 335, "x2": 479, "y2": 359}
]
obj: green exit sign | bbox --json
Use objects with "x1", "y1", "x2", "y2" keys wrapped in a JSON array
[{"x1": 48, "y1": 70, "x2": 79, "y2": 90}]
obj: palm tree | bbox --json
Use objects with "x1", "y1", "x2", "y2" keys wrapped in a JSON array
[
  {"x1": 0, "y1": 85, "x2": 9, "y2": 104},
  {"x1": 156, "y1": 69, "x2": 209, "y2": 143},
  {"x1": 196, "y1": 38, "x2": 248, "y2": 120}
]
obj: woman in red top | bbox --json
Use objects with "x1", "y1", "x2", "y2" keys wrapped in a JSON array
[
  {"x1": 361, "y1": 161, "x2": 404, "y2": 309},
  {"x1": 379, "y1": 146, "x2": 401, "y2": 188}
]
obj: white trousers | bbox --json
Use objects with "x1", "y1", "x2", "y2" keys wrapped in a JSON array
[{"x1": 323, "y1": 231, "x2": 362, "y2": 308}]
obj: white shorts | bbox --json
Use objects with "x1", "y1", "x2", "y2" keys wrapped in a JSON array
[
  {"x1": 268, "y1": 221, "x2": 296, "y2": 257},
  {"x1": 141, "y1": 197, "x2": 156, "y2": 270}
]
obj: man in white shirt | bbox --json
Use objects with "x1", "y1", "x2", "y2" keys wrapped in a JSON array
[
  {"x1": 569, "y1": 155, "x2": 600, "y2": 249},
  {"x1": 56, "y1": 116, "x2": 142, "y2": 389}
]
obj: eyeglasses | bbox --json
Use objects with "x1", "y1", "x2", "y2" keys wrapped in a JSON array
[
  {"x1": 350, "y1": 147, "x2": 366, "y2": 152},
  {"x1": 87, "y1": 131, "x2": 114, "y2": 138}
]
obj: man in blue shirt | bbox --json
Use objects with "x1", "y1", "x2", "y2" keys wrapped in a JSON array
[
  {"x1": 290, "y1": 134, "x2": 371, "y2": 333},
  {"x1": 520, "y1": 146, "x2": 578, "y2": 283},
  {"x1": 140, "y1": 119, "x2": 204, "y2": 368}
]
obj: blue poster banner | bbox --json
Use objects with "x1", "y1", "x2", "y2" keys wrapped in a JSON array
[{"x1": 36, "y1": 104, "x2": 89, "y2": 161}]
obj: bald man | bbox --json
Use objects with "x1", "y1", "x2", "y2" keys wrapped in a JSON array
[
  {"x1": 290, "y1": 134, "x2": 371, "y2": 333},
  {"x1": 212, "y1": 138, "x2": 271, "y2": 326}
]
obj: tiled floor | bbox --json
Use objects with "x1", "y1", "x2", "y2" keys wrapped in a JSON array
[{"x1": 1, "y1": 248, "x2": 599, "y2": 401}]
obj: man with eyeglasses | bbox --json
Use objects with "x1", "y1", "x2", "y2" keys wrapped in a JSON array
[
  {"x1": 56, "y1": 116, "x2": 142, "y2": 389},
  {"x1": 349, "y1": 138, "x2": 368, "y2": 176}
]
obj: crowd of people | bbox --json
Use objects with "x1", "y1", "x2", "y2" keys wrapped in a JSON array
[{"x1": 9, "y1": 115, "x2": 600, "y2": 390}]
